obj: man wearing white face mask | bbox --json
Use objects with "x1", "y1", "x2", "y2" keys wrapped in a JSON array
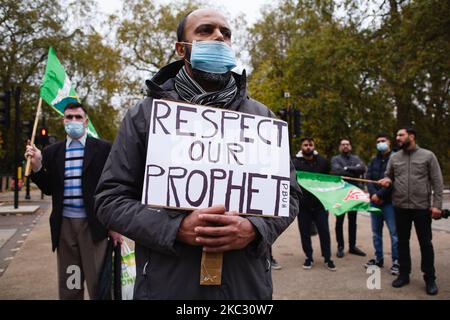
[
  {"x1": 24, "y1": 102, "x2": 122, "y2": 299},
  {"x1": 94, "y1": 8, "x2": 301, "y2": 299},
  {"x1": 364, "y1": 133, "x2": 399, "y2": 276}
]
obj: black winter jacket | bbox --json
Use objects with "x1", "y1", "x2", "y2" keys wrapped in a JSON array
[
  {"x1": 366, "y1": 151, "x2": 393, "y2": 203},
  {"x1": 31, "y1": 137, "x2": 111, "y2": 251},
  {"x1": 94, "y1": 61, "x2": 301, "y2": 300}
]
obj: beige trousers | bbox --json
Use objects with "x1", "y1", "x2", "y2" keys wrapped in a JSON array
[{"x1": 57, "y1": 217, "x2": 107, "y2": 300}]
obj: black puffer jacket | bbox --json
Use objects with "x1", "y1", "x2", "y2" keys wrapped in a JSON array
[{"x1": 94, "y1": 60, "x2": 301, "y2": 300}]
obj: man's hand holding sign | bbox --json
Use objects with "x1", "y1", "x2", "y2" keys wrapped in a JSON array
[{"x1": 142, "y1": 99, "x2": 290, "y2": 284}]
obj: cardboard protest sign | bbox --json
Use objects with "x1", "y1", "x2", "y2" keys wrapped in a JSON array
[{"x1": 141, "y1": 99, "x2": 290, "y2": 217}]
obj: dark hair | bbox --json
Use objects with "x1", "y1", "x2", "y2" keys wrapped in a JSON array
[
  {"x1": 399, "y1": 127, "x2": 416, "y2": 137},
  {"x1": 376, "y1": 133, "x2": 390, "y2": 140},
  {"x1": 300, "y1": 137, "x2": 314, "y2": 143},
  {"x1": 177, "y1": 12, "x2": 192, "y2": 42},
  {"x1": 64, "y1": 102, "x2": 87, "y2": 116},
  {"x1": 340, "y1": 138, "x2": 351, "y2": 145}
]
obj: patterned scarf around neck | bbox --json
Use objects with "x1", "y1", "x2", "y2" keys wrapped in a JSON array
[{"x1": 174, "y1": 66, "x2": 238, "y2": 108}]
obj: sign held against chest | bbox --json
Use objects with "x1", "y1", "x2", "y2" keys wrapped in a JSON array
[{"x1": 142, "y1": 99, "x2": 290, "y2": 217}]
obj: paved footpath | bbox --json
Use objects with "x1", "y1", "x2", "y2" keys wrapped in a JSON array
[
  {"x1": 0, "y1": 199, "x2": 56, "y2": 299},
  {"x1": 0, "y1": 190, "x2": 449, "y2": 300},
  {"x1": 272, "y1": 211, "x2": 450, "y2": 299}
]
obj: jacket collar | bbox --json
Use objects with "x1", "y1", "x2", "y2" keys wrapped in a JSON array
[
  {"x1": 66, "y1": 132, "x2": 87, "y2": 148},
  {"x1": 59, "y1": 136, "x2": 96, "y2": 176},
  {"x1": 82, "y1": 136, "x2": 96, "y2": 173},
  {"x1": 144, "y1": 60, "x2": 248, "y2": 109},
  {"x1": 55, "y1": 141, "x2": 66, "y2": 180},
  {"x1": 377, "y1": 150, "x2": 392, "y2": 159},
  {"x1": 400, "y1": 144, "x2": 420, "y2": 154}
]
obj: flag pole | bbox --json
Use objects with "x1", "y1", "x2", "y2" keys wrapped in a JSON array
[
  {"x1": 341, "y1": 176, "x2": 379, "y2": 184},
  {"x1": 25, "y1": 98, "x2": 42, "y2": 177}
]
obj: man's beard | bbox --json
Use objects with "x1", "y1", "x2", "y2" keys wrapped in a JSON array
[
  {"x1": 398, "y1": 138, "x2": 410, "y2": 149},
  {"x1": 302, "y1": 149, "x2": 314, "y2": 157},
  {"x1": 192, "y1": 68, "x2": 232, "y2": 89},
  {"x1": 184, "y1": 45, "x2": 232, "y2": 89}
]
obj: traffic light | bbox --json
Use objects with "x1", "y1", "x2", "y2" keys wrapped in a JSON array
[
  {"x1": 293, "y1": 109, "x2": 303, "y2": 137},
  {"x1": 0, "y1": 90, "x2": 11, "y2": 129},
  {"x1": 39, "y1": 127, "x2": 49, "y2": 146}
]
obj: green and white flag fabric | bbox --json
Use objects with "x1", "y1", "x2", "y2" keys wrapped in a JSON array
[
  {"x1": 296, "y1": 171, "x2": 381, "y2": 216},
  {"x1": 40, "y1": 47, "x2": 99, "y2": 138}
]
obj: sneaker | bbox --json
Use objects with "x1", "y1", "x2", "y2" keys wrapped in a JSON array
[
  {"x1": 303, "y1": 258, "x2": 314, "y2": 269},
  {"x1": 364, "y1": 258, "x2": 384, "y2": 268},
  {"x1": 390, "y1": 262, "x2": 400, "y2": 275},
  {"x1": 270, "y1": 258, "x2": 282, "y2": 270},
  {"x1": 325, "y1": 260, "x2": 337, "y2": 271}
]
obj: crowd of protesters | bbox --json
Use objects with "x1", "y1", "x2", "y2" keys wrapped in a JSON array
[{"x1": 22, "y1": 7, "x2": 444, "y2": 299}]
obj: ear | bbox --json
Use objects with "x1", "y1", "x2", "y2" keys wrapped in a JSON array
[{"x1": 176, "y1": 42, "x2": 186, "y2": 58}]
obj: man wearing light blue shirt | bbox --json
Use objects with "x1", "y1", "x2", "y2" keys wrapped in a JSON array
[{"x1": 25, "y1": 102, "x2": 122, "y2": 299}]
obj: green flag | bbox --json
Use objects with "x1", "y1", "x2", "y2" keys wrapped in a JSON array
[
  {"x1": 296, "y1": 171, "x2": 381, "y2": 216},
  {"x1": 40, "y1": 47, "x2": 99, "y2": 138}
]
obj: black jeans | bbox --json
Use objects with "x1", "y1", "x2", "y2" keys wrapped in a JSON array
[
  {"x1": 297, "y1": 207, "x2": 331, "y2": 261},
  {"x1": 394, "y1": 207, "x2": 436, "y2": 281},
  {"x1": 335, "y1": 211, "x2": 357, "y2": 249}
]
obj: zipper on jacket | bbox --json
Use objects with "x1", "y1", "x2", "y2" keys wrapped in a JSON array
[{"x1": 143, "y1": 260, "x2": 149, "y2": 277}]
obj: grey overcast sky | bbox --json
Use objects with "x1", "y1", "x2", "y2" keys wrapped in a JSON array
[{"x1": 95, "y1": 0, "x2": 272, "y2": 25}]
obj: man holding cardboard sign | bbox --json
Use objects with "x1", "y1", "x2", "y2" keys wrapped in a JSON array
[{"x1": 95, "y1": 8, "x2": 301, "y2": 299}]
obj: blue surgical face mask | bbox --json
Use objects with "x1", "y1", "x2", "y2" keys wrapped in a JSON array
[
  {"x1": 64, "y1": 121, "x2": 85, "y2": 139},
  {"x1": 185, "y1": 40, "x2": 237, "y2": 74},
  {"x1": 377, "y1": 142, "x2": 389, "y2": 152}
]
